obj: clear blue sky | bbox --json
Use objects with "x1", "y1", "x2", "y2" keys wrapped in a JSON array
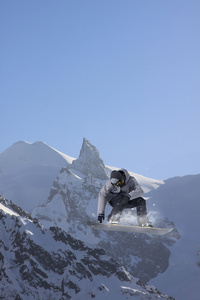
[{"x1": 1, "y1": 0, "x2": 200, "y2": 179}]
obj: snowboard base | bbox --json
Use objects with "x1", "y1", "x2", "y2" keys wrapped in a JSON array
[{"x1": 88, "y1": 221, "x2": 173, "y2": 235}]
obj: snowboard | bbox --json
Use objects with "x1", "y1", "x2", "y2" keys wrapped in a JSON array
[{"x1": 88, "y1": 221, "x2": 173, "y2": 236}]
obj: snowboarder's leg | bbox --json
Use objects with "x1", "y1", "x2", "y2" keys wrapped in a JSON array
[
  {"x1": 136, "y1": 197, "x2": 152, "y2": 227},
  {"x1": 108, "y1": 196, "x2": 152, "y2": 227},
  {"x1": 108, "y1": 194, "x2": 125, "y2": 223},
  {"x1": 127, "y1": 197, "x2": 152, "y2": 227}
]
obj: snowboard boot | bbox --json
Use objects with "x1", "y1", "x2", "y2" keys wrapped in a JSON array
[
  {"x1": 108, "y1": 219, "x2": 119, "y2": 224},
  {"x1": 137, "y1": 215, "x2": 153, "y2": 227},
  {"x1": 108, "y1": 212, "x2": 120, "y2": 224}
]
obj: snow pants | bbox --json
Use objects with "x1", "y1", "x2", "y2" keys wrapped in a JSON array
[{"x1": 107, "y1": 193, "x2": 147, "y2": 222}]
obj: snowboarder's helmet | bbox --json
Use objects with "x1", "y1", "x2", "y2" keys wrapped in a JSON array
[{"x1": 110, "y1": 170, "x2": 124, "y2": 186}]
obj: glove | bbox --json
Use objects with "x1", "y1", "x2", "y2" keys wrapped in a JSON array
[
  {"x1": 98, "y1": 213, "x2": 105, "y2": 223},
  {"x1": 122, "y1": 194, "x2": 131, "y2": 205}
]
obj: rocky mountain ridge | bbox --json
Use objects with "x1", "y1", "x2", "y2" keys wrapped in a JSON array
[
  {"x1": 0, "y1": 196, "x2": 174, "y2": 300},
  {"x1": 72, "y1": 138, "x2": 110, "y2": 180}
]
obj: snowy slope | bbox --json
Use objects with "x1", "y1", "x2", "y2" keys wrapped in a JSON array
[
  {"x1": 0, "y1": 196, "x2": 174, "y2": 300},
  {"x1": 0, "y1": 141, "x2": 75, "y2": 212},
  {"x1": 147, "y1": 175, "x2": 200, "y2": 300}
]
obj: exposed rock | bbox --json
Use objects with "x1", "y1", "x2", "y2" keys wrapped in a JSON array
[
  {"x1": 0, "y1": 198, "x2": 174, "y2": 299},
  {"x1": 72, "y1": 138, "x2": 109, "y2": 180}
]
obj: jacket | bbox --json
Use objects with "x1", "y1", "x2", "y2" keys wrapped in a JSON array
[{"x1": 97, "y1": 168, "x2": 144, "y2": 216}]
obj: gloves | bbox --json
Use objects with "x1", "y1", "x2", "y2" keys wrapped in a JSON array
[
  {"x1": 98, "y1": 213, "x2": 105, "y2": 223},
  {"x1": 122, "y1": 194, "x2": 131, "y2": 205}
]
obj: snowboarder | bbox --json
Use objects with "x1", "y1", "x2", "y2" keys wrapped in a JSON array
[{"x1": 97, "y1": 169, "x2": 152, "y2": 227}]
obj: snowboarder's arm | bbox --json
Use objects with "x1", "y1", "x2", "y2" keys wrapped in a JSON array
[
  {"x1": 97, "y1": 193, "x2": 106, "y2": 216},
  {"x1": 97, "y1": 180, "x2": 113, "y2": 216}
]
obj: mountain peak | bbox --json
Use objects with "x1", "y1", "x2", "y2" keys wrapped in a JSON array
[
  {"x1": 0, "y1": 141, "x2": 73, "y2": 212},
  {"x1": 72, "y1": 138, "x2": 109, "y2": 180}
]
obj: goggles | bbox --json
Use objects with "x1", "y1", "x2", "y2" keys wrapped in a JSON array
[
  {"x1": 111, "y1": 179, "x2": 124, "y2": 186},
  {"x1": 115, "y1": 181, "x2": 122, "y2": 186}
]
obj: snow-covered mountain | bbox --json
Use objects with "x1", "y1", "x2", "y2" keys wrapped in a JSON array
[
  {"x1": 0, "y1": 138, "x2": 199, "y2": 299},
  {"x1": 0, "y1": 140, "x2": 74, "y2": 212},
  {"x1": 1, "y1": 196, "x2": 173, "y2": 300},
  {"x1": 147, "y1": 175, "x2": 200, "y2": 300},
  {"x1": 0, "y1": 138, "x2": 163, "y2": 213},
  {"x1": 71, "y1": 137, "x2": 110, "y2": 180}
]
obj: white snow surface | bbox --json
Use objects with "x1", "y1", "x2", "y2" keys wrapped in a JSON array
[
  {"x1": 0, "y1": 139, "x2": 200, "y2": 300},
  {"x1": 147, "y1": 175, "x2": 200, "y2": 300},
  {"x1": 0, "y1": 141, "x2": 75, "y2": 211}
]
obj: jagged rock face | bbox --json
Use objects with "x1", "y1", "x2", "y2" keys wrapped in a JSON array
[
  {"x1": 32, "y1": 167, "x2": 102, "y2": 241},
  {"x1": 0, "y1": 198, "x2": 174, "y2": 300},
  {"x1": 32, "y1": 168, "x2": 179, "y2": 283},
  {"x1": 72, "y1": 138, "x2": 109, "y2": 180}
]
